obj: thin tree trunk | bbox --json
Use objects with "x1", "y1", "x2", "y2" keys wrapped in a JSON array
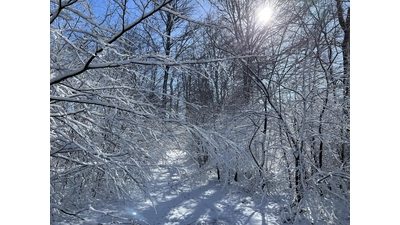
[{"x1": 336, "y1": 0, "x2": 350, "y2": 168}]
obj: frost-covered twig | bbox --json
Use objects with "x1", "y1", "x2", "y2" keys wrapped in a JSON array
[{"x1": 50, "y1": 203, "x2": 86, "y2": 220}]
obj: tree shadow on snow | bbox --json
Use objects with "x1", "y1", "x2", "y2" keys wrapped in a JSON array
[{"x1": 123, "y1": 178, "x2": 280, "y2": 225}]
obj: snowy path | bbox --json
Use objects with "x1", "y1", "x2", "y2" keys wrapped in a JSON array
[
  {"x1": 79, "y1": 149, "x2": 281, "y2": 224},
  {"x1": 120, "y1": 150, "x2": 281, "y2": 225}
]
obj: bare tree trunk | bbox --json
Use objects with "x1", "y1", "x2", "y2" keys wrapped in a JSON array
[
  {"x1": 336, "y1": 0, "x2": 350, "y2": 168},
  {"x1": 162, "y1": 11, "x2": 173, "y2": 110}
]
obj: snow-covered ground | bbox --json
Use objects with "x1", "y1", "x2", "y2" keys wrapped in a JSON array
[{"x1": 57, "y1": 149, "x2": 282, "y2": 225}]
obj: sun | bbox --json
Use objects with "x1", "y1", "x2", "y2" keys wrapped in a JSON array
[{"x1": 257, "y1": 6, "x2": 273, "y2": 23}]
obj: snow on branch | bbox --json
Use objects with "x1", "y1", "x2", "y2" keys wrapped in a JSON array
[
  {"x1": 50, "y1": 95, "x2": 158, "y2": 120},
  {"x1": 50, "y1": 0, "x2": 79, "y2": 24},
  {"x1": 50, "y1": 0, "x2": 173, "y2": 85},
  {"x1": 50, "y1": 54, "x2": 271, "y2": 85},
  {"x1": 50, "y1": 203, "x2": 86, "y2": 220}
]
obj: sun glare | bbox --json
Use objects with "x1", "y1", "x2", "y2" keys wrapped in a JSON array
[{"x1": 258, "y1": 6, "x2": 273, "y2": 23}]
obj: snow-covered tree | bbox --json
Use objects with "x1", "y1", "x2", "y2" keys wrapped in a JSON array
[
  {"x1": 50, "y1": 0, "x2": 251, "y2": 221},
  {"x1": 50, "y1": 0, "x2": 349, "y2": 224},
  {"x1": 50, "y1": 0, "x2": 189, "y2": 220}
]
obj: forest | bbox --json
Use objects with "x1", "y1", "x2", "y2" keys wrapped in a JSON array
[{"x1": 50, "y1": 0, "x2": 350, "y2": 224}]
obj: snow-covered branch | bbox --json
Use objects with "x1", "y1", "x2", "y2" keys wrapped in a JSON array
[
  {"x1": 50, "y1": 0, "x2": 173, "y2": 85},
  {"x1": 50, "y1": 0, "x2": 79, "y2": 24}
]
